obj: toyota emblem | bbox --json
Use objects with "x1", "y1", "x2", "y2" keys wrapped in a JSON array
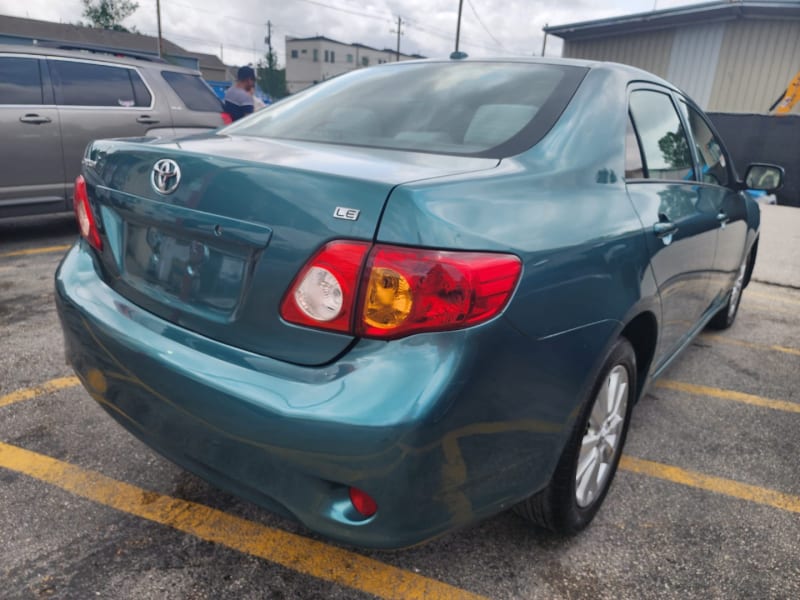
[{"x1": 151, "y1": 159, "x2": 181, "y2": 195}]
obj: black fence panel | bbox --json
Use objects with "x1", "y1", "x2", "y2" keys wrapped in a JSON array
[{"x1": 708, "y1": 113, "x2": 800, "y2": 207}]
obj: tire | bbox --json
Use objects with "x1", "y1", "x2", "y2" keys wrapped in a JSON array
[
  {"x1": 707, "y1": 251, "x2": 749, "y2": 330},
  {"x1": 514, "y1": 338, "x2": 636, "y2": 534}
]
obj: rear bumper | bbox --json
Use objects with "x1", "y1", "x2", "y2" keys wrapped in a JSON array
[{"x1": 56, "y1": 243, "x2": 601, "y2": 548}]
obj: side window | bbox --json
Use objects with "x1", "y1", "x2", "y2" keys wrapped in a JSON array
[
  {"x1": 625, "y1": 113, "x2": 645, "y2": 179},
  {"x1": 50, "y1": 60, "x2": 145, "y2": 107},
  {"x1": 679, "y1": 101, "x2": 729, "y2": 187},
  {"x1": 0, "y1": 57, "x2": 44, "y2": 105},
  {"x1": 628, "y1": 90, "x2": 694, "y2": 181},
  {"x1": 161, "y1": 71, "x2": 223, "y2": 112}
]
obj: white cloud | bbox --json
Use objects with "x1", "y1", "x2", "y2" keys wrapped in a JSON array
[{"x1": 0, "y1": 0, "x2": 701, "y2": 68}]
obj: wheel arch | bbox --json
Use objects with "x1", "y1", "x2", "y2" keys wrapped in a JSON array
[
  {"x1": 619, "y1": 311, "x2": 658, "y2": 402},
  {"x1": 743, "y1": 236, "x2": 758, "y2": 289}
]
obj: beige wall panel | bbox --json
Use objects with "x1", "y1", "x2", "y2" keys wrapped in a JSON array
[
  {"x1": 563, "y1": 30, "x2": 674, "y2": 75},
  {"x1": 709, "y1": 20, "x2": 800, "y2": 113}
]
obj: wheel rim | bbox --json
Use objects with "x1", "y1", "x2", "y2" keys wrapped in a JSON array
[
  {"x1": 728, "y1": 258, "x2": 748, "y2": 320},
  {"x1": 575, "y1": 365, "x2": 629, "y2": 508}
]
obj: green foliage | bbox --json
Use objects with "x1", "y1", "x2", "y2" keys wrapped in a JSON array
[
  {"x1": 82, "y1": 0, "x2": 139, "y2": 31},
  {"x1": 257, "y1": 49, "x2": 288, "y2": 100},
  {"x1": 658, "y1": 129, "x2": 692, "y2": 169}
]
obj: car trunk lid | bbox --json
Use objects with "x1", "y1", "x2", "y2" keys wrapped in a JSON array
[{"x1": 84, "y1": 134, "x2": 498, "y2": 365}]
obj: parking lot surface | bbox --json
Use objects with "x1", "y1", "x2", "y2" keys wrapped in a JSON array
[{"x1": 1, "y1": 212, "x2": 799, "y2": 599}]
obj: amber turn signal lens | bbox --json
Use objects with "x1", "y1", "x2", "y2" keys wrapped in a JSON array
[{"x1": 363, "y1": 267, "x2": 413, "y2": 329}]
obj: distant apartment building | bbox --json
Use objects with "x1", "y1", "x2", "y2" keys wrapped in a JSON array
[{"x1": 285, "y1": 36, "x2": 424, "y2": 93}]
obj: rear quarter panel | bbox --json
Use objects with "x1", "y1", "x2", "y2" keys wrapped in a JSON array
[{"x1": 376, "y1": 66, "x2": 658, "y2": 475}]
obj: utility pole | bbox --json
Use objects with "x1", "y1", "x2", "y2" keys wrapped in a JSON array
[
  {"x1": 455, "y1": 0, "x2": 464, "y2": 53},
  {"x1": 156, "y1": 0, "x2": 164, "y2": 58},
  {"x1": 392, "y1": 16, "x2": 404, "y2": 61},
  {"x1": 541, "y1": 25, "x2": 548, "y2": 57},
  {"x1": 265, "y1": 20, "x2": 273, "y2": 57}
]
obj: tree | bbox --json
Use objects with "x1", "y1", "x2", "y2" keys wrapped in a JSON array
[
  {"x1": 257, "y1": 48, "x2": 288, "y2": 100},
  {"x1": 82, "y1": 0, "x2": 139, "y2": 31}
]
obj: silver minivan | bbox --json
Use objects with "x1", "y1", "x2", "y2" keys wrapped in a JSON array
[{"x1": 0, "y1": 44, "x2": 229, "y2": 219}]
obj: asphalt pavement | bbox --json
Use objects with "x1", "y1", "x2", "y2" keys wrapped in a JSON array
[{"x1": 1, "y1": 210, "x2": 799, "y2": 600}]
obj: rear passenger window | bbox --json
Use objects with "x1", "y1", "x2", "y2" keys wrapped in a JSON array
[
  {"x1": 161, "y1": 71, "x2": 223, "y2": 112},
  {"x1": 49, "y1": 60, "x2": 148, "y2": 107},
  {"x1": 628, "y1": 90, "x2": 693, "y2": 181},
  {"x1": 0, "y1": 57, "x2": 43, "y2": 105}
]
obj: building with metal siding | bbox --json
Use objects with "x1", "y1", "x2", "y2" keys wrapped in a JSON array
[{"x1": 546, "y1": 1, "x2": 800, "y2": 114}]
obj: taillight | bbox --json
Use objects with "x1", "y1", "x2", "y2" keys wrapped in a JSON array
[
  {"x1": 357, "y1": 246, "x2": 522, "y2": 339},
  {"x1": 281, "y1": 241, "x2": 521, "y2": 339},
  {"x1": 73, "y1": 175, "x2": 102, "y2": 251},
  {"x1": 280, "y1": 241, "x2": 371, "y2": 333},
  {"x1": 221, "y1": 112, "x2": 233, "y2": 125}
]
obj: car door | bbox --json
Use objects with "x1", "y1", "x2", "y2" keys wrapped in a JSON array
[
  {"x1": 677, "y1": 99, "x2": 748, "y2": 308},
  {"x1": 625, "y1": 87, "x2": 721, "y2": 365},
  {"x1": 48, "y1": 58, "x2": 170, "y2": 196},
  {"x1": 0, "y1": 54, "x2": 66, "y2": 217}
]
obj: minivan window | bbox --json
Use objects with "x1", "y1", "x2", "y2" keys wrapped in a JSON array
[
  {"x1": 224, "y1": 62, "x2": 587, "y2": 158},
  {"x1": 161, "y1": 71, "x2": 223, "y2": 112},
  {"x1": 0, "y1": 57, "x2": 43, "y2": 105},
  {"x1": 629, "y1": 90, "x2": 693, "y2": 181},
  {"x1": 49, "y1": 60, "x2": 148, "y2": 107}
]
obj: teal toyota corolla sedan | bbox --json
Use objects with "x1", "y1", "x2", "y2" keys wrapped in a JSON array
[{"x1": 56, "y1": 57, "x2": 783, "y2": 549}]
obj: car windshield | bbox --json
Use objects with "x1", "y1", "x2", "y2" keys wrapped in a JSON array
[{"x1": 224, "y1": 61, "x2": 587, "y2": 157}]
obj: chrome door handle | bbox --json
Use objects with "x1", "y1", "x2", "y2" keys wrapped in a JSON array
[
  {"x1": 19, "y1": 114, "x2": 52, "y2": 124},
  {"x1": 716, "y1": 211, "x2": 730, "y2": 225},
  {"x1": 136, "y1": 115, "x2": 160, "y2": 124}
]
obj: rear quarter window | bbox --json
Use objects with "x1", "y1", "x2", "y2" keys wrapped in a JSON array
[{"x1": 161, "y1": 71, "x2": 223, "y2": 112}]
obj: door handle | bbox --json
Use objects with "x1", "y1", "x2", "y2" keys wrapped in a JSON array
[
  {"x1": 136, "y1": 115, "x2": 160, "y2": 124},
  {"x1": 716, "y1": 211, "x2": 730, "y2": 227},
  {"x1": 19, "y1": 114, "x2": 52, "y2": 124},
  {"x1": 653, "y1": 220, "x2": 678, "y2": 238}
]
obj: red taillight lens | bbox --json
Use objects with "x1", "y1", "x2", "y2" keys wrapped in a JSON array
[
  {"x1": 357, "y1": 246, "x2": 522, "y2": 339},
  {"x1": 73, "y1": 175, "x2": 102, "y2": 251},
  {"x1": 280, "y1": 241, "x2": 371, "y2": 333},
  {"x1": 281, "y1": 241, "x2": 521, "y2": 338},
  {"x1": 349, "y1": 487, "x2": 377, "y2": 517},
  {"x1": 221, "y1": 112, "x2": 233, "y2": 125}
]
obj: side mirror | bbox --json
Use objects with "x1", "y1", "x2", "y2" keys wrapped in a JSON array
[{"x1": 744, "y1": 163, "x2": 784, "y2": 193}]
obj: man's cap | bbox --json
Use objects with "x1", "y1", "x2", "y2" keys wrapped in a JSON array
[{"x1": 237, "y1": 66, "x2": 256, "y2": 81}]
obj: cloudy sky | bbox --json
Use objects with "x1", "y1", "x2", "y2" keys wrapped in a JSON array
[{"x1": 0, "y1": 0, "x2": 700, "y2": 67}]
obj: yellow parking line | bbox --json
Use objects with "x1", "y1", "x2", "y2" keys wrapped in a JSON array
[
  {"x1": 741, "y1": 300, "x2": 798, "y2": 319},
  {"x1": 620, "y1": 456, "x2": 800, "y2": 514},
  {"x1": 699, "y1": 333, "x2": 800, "y2": 357},
  {"x1": 0, "y1": 244, "x2": 71, "y2": 259},
  {"x1": 748, "y1": 290, "x2": 800, "y2": 306},
  {"x1": 656, "y1": 380, "x2": 800, "y2": 414},
  {"x1": 0, "y1": 376, "x2": 80, "y2": 409},
  {"x1": 0, "y1": 441, "x2": 486, "y2": 600}
]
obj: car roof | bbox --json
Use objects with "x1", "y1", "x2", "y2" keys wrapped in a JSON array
[
  {"x1": 0, "y1": 43, "x2": 202, "y2": 74},
  {"x1": 376, "y1": 55, "x2": 681, "y2": 94}
]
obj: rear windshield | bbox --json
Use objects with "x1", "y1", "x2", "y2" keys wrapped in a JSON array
[
  {"x1": 161, "y1": 71, "x2": 223, "y2": 112},
  {"x1": 224, "y1": 61, "x2": 587, "y2": 157}
]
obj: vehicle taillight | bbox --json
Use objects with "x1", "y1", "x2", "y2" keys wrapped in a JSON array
[
  {"x1": 73, "y1": 175, "x2": 102, "y2": 251},
  {"x1": 357, "y1": 246, "x2": 522, "y2": 339},
  {"x1": 281, "y1": 241, "x2": 521, "y2": 339},
  {"x1": 280, "y1": 241, "x2": 371, "y2": 333},
  {"x1": 221, "y1": 112, "x2": 233, "y2": 125}
]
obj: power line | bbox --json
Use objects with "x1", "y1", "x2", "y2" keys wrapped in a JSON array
[
  {"x1": 289, "y1": 0, "x2": 392, "y2": 23},
  {"x1": 465, "y1": 0, "x2": 509, "y2": 52}
]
